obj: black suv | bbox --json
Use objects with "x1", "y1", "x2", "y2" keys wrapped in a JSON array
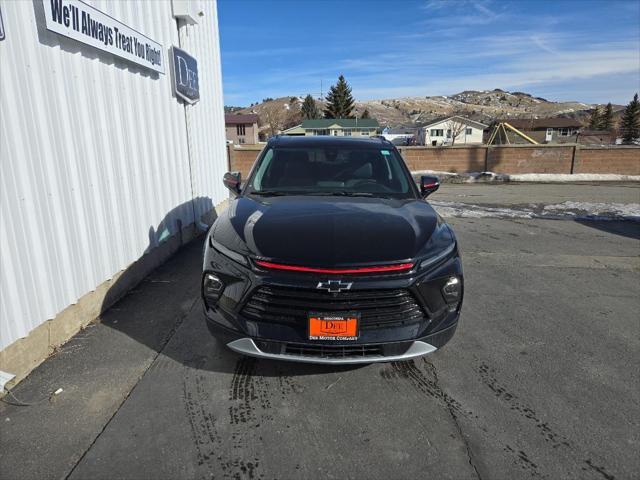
[{"x1": 202, "y1": 136, "x2": 463, "y2": 364}]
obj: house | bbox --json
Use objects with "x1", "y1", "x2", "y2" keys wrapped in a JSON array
[
  {"x1": 381, "y1": 126, "x2": 419, "y2": 145},
  {"x1": 498, "y1": 118, "x2": 583, "y2": 144},
  {"x1": 283, "y1": 118, "x2": 380, "y2": 137},
  {"x1": 225, "y1": 114, "x2": 259, "y2": 144},
  {"x1": 418, "y1": 116, "x2": 488, "y2": 146},
  {"x1": 281, "y1": 124, "x2": 306, "y2": 136},
  {"x1": 576, "y1": 129, "x2": 616, "y2": 145}
]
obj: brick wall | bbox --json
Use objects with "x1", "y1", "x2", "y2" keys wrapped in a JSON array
[
  {"x1": 399, "y1": 146, "x2": 486, "y2": 173},
  {"x1": 228, "y1": 144, "x2": 640, "y2": 177},
  {"x1": 228, "y1": 145, "x2": 264, "y2": 178},
  {"x1": 573, "y1": 147, "x2": 640, "y2": 175},
  {"x1": 487, "y1": 146, "x2": 574, "y2": 174}
]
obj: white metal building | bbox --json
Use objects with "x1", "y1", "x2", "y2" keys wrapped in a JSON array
[{"x1": 0, "y1": 0, "x2": 228, "y2": 380}]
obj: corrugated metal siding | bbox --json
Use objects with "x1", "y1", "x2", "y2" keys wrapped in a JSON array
[
  {"x1": 0, "y1": 0, "x2": 227, "y2": 349},
  {"x1": 178, "y1": 2, "x2": 229, "y2": 220}
]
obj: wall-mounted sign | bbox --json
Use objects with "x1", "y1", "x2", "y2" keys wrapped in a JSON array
[
  {"x1": 41, "y1": 0, "x2": 164, "y2": 74},
  {"x1": 0, "y1": 7, "x2": 5, "y2": 41},
  {"x1": 170, "y1": 46, "x2": 199, "y2": 104}
]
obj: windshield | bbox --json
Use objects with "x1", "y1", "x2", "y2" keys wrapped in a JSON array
[{"x1": 246, "y1": 146, "x2": 415, "y2": 198}]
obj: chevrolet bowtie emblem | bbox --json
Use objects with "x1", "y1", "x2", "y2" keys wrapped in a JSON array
[{"x1": 316, "y1": 280, "x2": 353, "y2": 293}]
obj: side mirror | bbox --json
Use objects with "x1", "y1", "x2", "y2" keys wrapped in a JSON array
[
  {"x1": 223, "y1": 171, "x2": 241, "y2": 195},
  {"x1": 420, "y1": 175, "x2": 440, "y2": 198}
]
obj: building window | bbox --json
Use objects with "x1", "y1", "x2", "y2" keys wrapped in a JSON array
[
  {"x1": 236, "y1": 124, "x2": 246, "y2": 136},
  {"x1": 343, "y1": 129, "x2": 352, "y2": 136},
  {"x1": 466, "y1": 128, "x2": 472, "y2": 135},
  {"x1": 558, "y1": 128, "x2": 572, "y2": 136},
  {"x1": 430, "y1": 129, "x2": 444, "y2": 137},
  {"x1": 361, "y1": 130, "x2": 369, "y2": 136},
  {"x1": 238, "y1": 137, "x2": 245, "y2": 144},
  {"x1": 446, "y1": 129, "x2": 452, "y2": 138}
]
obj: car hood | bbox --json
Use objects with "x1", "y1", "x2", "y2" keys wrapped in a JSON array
[{"x1": 212, "y1": 195, "x2": 447, "y2": 266}]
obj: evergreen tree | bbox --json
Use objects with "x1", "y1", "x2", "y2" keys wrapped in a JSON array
[
  {"x1": 301, "y1": 94, "x2": 321, "y2": 120},
  {"x1": 588, "y1": 106, "x2": 602, "y2": 129},
  {"x1": 600, "y1": 103, "x2": 615, "y2": 130},
  {"x1": 324, "y1": 75, "x2": 355, "y2": 119},
  {"x1": 361, "y1": 108, "x2": 371, "y2": 119},
  {"x1": 620, "y1": 93, "x2": 640, "y2": 143}
]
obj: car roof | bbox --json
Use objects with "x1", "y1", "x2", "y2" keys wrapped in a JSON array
[{"x1": 268, "y1": 135, "x2": 391, "y2": 149}]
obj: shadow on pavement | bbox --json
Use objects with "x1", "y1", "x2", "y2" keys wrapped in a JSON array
[{"x1": 575, "y1": 219, "x2": 640, "y2": 240}]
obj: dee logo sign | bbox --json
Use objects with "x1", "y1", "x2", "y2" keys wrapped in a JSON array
[{"x1": 170, "y1": 46, "x2": 200, "y2": 104}]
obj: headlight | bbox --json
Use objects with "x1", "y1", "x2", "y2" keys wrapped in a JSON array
[
  {"x1": 209, "y1": 237, "x2": 248, "y2": 266},
  {"x1": 420, "y1": 242, "x2": 456, "y2": 270}
]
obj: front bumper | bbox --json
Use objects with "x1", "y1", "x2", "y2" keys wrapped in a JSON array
[
  {"x1": 227, "y1": 338, "x2": 437, "y2": 364},
  {"x1": 206, "y1": 307, "x2": 459, "y2": 364},
  {"x1": 202, "y1": 238, "x2": 463, "y2": 364}
]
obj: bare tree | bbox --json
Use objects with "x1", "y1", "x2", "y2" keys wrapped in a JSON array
[
  {"x1": 261, "y1": 102, "x2": 287, "y2": 137},
  {"x1": 444, "y1": 116, "x2": 467, "y2": 146}
]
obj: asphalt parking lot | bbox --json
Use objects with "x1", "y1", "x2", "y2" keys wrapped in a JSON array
[{"x1": 2, "y1": 183, "x2": 639, "y2": 480}]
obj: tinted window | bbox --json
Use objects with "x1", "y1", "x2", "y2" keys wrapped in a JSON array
[{"x1": 247, "y1": 147, "x2": 413, "y2": 198}]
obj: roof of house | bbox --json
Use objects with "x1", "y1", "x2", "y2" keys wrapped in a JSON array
[
  {"x1": 225, "y1": 114, "x2": 259, "y2": 125},
  {"x1": 421, "y1": 116, "x2": 488, "y2": 130},
  {"x1": 503, "y1": 118, "x2": 583, "y2": 129},
  {"x1": 282, "y1": 124, "x2": 304, "y2": 133},
  {"x1": 301, "y1": 118, "x2": 380, "y2": 129},
  {"x1": 383, "y1": 126, "x2": 418, "y2": 134}
]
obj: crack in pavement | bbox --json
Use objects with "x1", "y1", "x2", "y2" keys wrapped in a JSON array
[
  {"x1": 423, "y1": 359, "x2": 483, "y2": 480},
  {"x1": 63, "y1": 295, "x2": 201, "y2": 480}
]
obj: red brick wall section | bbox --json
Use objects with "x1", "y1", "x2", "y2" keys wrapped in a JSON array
[
  {"x1": 228, "y1": 145, "x2": 640, "y2": 178},
  {"x1": 487, "y1": 146, "x2": 574, "y2": 174},
  {"x1": 398, "y1": 147, "x2": 486, "y2": 173},
  {"x1": 574, "y1": 147, "x2": 640, "y2": 175},
  {"x1": 229, "y1": 146, "x2": 263, "y2": 178}
]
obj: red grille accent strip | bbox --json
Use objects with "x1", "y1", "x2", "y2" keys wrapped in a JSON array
[{"x1": 254, "y1": 260, "x2": 414, "y2": 274}]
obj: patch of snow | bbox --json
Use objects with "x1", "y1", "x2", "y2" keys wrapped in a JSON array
[
  {"x1": 431, "y1": 202, "x2": 536, "y2": 219},
  {"x1": 543, "y1": 202, "x2": 640, "y2": 218},
  {"x1": 431, "y1": 201, "x2": 640, "y2": 222},
  {"x1": 508, "y1": 173, "x2": 640, "y2": 183},
  {"x1": 412, "y1": 170, "x2": 640, "y2": 183}
]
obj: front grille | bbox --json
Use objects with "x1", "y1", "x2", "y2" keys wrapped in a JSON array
[
  {"x1": 285, "y1": 343, "x2": 383, "y2": 358},
  {"x1": 241, "y1": 286, "x2": 428, "y2": 330},
  {"x1": 254, "y1": 340, "x2": 384, "y2": 358},
  {"x1": 253, "y1": 340, "x2": 413, "y2": 358}
]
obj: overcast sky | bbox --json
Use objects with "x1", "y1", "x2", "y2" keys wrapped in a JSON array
[{"x1": 218, "y1": 0, "x2": 640, "y2": 106}]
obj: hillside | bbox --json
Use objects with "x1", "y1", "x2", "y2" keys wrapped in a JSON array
[{"x1": 235, "y1": 89, "x2": 624, "y2": 131}]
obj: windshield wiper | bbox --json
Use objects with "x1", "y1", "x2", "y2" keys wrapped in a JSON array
[
  {"x1": 330, "y1": 191, "x2": 389, "y2": 198},
  {"x1": 250, "y1": 190, "x2": 292, "y2": 196},
  {"x1": 251, "y1": 190, "x2": 392, "y2": 198}
]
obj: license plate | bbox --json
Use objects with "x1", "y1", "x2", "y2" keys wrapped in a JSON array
[{"x1": 308, "y1": 312, "x2": 359, "y2": 341}]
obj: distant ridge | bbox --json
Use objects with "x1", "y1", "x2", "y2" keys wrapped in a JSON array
[{"x1": 234, "y1": 89, "x2": 624, "y2": 131}]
